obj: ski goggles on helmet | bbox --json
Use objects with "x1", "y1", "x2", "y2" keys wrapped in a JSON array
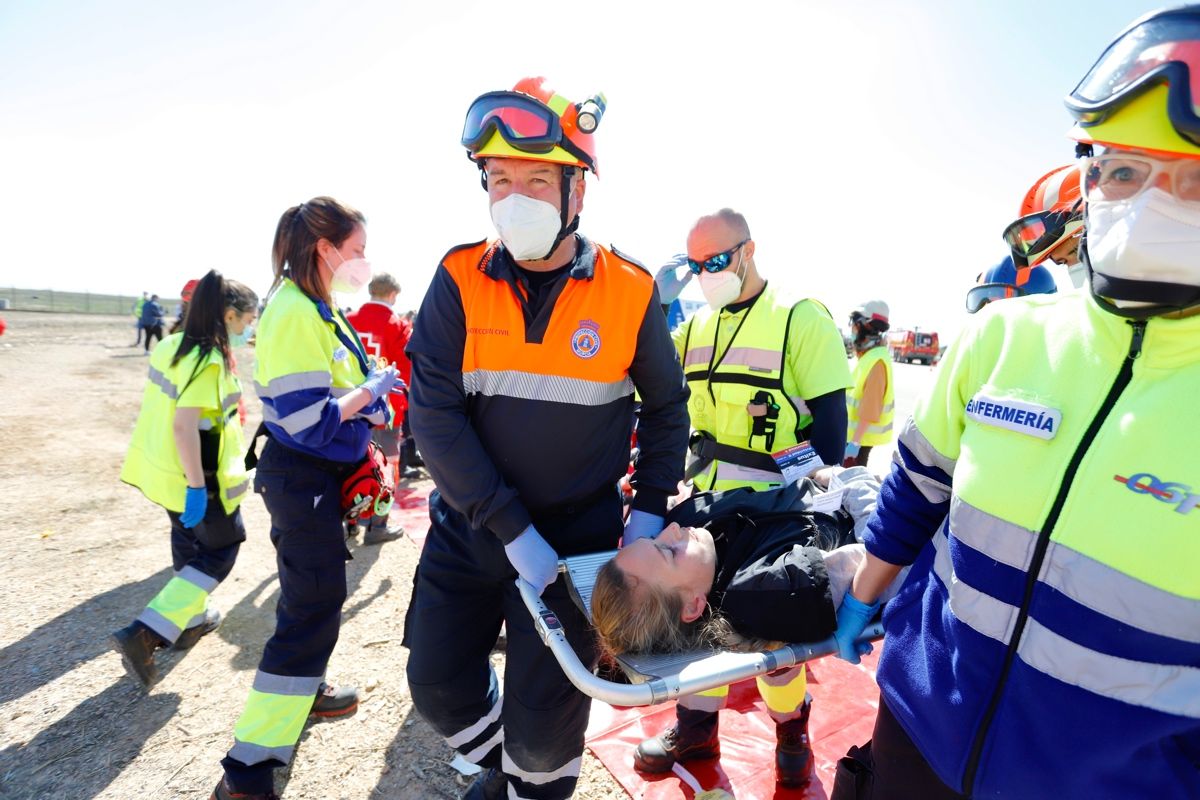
[
  {"x1": 1082, "y1": 153, "x2": 1200, "y2": 205},
  {"x1": 462, "y1": 91, "x2": 567, "y2": 154},
  {"x1": 966, "y1": 283, "x2": 1023, "y2": 314},
  {"x1": 687, "y1": 240, "x2": 748, "y2": 274},
  {"x1": 1002, "y1": 204, "x2": 1083, "y2": 266},
  {"x1": 1066, "y1": 11, "x2": 1200, "y2": 147}
]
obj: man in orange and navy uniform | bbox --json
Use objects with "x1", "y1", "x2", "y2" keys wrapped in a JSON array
[{"x1": 404, "y1": 77, "x2": 689, "y2": 800}]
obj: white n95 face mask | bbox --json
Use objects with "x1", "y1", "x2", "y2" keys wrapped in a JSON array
[
  {"x1": 324, "y1": 250, "x2": 372, "y2": 294},
  {"x1": 1087, "y1": 187, "x2": 1200, "y2": 305},
  {"x1": 490, "y1": 193, "x2": 562, "y2": 261},
  {"x1": 697, "y1": 251, "x2": 746, "y2": 309}
]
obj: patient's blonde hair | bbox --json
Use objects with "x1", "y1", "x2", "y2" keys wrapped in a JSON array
[{"x1": 592, "y1": 559, "x2": 776, "y2": 659}]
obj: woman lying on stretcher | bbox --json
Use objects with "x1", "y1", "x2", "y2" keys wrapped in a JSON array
[{"x1": 592, "y1": 467, "x2": 906, "y2": 656}]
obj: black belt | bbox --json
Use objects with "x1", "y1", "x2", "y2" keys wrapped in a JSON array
[{"x1": 684, "y1": 430, "x2": 782, "y2": 481}]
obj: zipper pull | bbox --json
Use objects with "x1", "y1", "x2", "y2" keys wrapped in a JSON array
[{"x1": 1127, "y1": 320, "x2": 1147, "y2": 360}]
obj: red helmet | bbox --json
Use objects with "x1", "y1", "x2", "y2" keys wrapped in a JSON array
[{"x1": 462, "y1": 77, "x2": 603, "y2": 175}]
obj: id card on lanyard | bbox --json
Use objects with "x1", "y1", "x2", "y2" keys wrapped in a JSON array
[{"x1": 312, "y1": 297, "x2": 370, "y2": 377}]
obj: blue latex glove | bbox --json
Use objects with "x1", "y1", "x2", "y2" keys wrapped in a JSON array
[
  {"x1": 844, "y1": 441, "x2": 861, "y2": 460},
  {"x1": 360, "y1": 365, "x2": 399, "y2": 402},
  {"x1": 181, "y1": 486, "x2": 208, "y2": 529},
  {"x1": 654, "y1": 254, "x2": 693, "y2": 305},
  {"x1": 623, "y1": 509, "x2": 664, "y2": 547},
  {"x1": 388, "y1": 378, "x2": 409, "y2": 395},
  {"x1": 834, "y1": 591, "x2": 880, "y2": 664},
  {"x1": 505, "y1": 524, "x2": 560, "y2": 595}
]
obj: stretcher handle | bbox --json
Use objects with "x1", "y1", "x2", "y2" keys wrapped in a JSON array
[{"x1": 517, "y1": 576, "x2": 885, "y2": 707}]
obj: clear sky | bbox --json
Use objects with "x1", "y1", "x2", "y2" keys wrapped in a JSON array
[{"x1": 0, "y1": 0, "x2": 1166, "y2": 340}]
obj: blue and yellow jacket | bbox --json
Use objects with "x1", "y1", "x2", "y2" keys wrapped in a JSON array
[
  {"x1": 253, "y1": 279, "x2": 387, "y2": 463},
  {"x1": 866, "y1": 292, "x2": 1200, "y2": 798}
]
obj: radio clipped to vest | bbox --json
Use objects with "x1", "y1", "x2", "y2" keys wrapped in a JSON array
[{"x1": 746, "y1": 390, "x2": 780, "y2": 451}]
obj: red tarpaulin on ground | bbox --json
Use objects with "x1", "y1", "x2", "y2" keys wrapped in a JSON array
[
  {"x1": 392, "y1": 485, "x2": 431, "y2": 543},
  {"x1": 584, "y1": 653, "x2": 881, "y2": 800}
]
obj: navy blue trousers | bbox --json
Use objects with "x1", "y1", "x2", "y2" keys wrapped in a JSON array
[
  {"x1": 221, "y1": 440, "x2": 351, "y2": 792},
  {"x1": 405, "y1": 488, "x2": 621, "y2": 800}
]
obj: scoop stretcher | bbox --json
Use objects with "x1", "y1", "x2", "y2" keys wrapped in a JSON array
[{"x1": 518, "y1": 550, "x2": 885, "y2": 708}]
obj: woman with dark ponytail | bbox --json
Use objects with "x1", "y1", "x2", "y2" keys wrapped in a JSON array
[
  {"x1": 212, "y1": 197, "x2": 399, "y2": 800},
  {"x1": 112, "y1": 269, "x2": 258, "y2": 686}
]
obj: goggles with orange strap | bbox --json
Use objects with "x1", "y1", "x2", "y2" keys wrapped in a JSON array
[
  {"x1": 1002, "y1": 203, "x2": 1082, "y2": 267},
  {"x1": 461, "y1": 91, "x2": 598, "y2": 172}
]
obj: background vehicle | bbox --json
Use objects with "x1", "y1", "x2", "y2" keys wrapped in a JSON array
[{"x1": 888, "y1": 329, "x2": 939, "y2": 365}]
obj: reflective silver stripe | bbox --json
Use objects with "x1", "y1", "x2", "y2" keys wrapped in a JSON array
[
  {"x1": 446, "y1": 697, "x2": 504, "y2": 748},
  {"x1": 683, "y1": 345, "x2": 714, "y2": 368},
  {"x1": 225, "y1": 479, "x2": 249, "y2": 500},
  {"x1": 254, "y1": 370, "x2": 331, "y2": 399},
  {"x1": 1019, "y1": 618, "x2": 1200, "y2": 718},
  {"x1": 1041, "y1": 541, "x2": 1200, "y2": 645},
  {"x1": 894, "y1": 416, "x2": 955, "y2": 503},
  {"x1": 713, "y1": 462, "x2": 783, "y2": 486},
  {"x1": 198, "y1": 418, "x2": 215, "y2": 431},
  {"x1": 462, "y1": 728, "x2": 504, "y2": 763},
  {"x1": 178, "y1": 565, "x2": 219, "y2": 593},
  {"x1": 720, "y1": 346, "x2": 781, "y2": 372},
  {"x1": 147, "y1": 365, "x2": 178, "y2": 399},
  {"x1": 862, "y1": 421, "x2": 893, "y2": 435},
  {"x1": 330, "y1": 386, "x2": 354, "y2": 398},
  {"x1": 677, "y1": 692, "x2": 728, "y2": 713},
  {"x1": 262, "y1": 398, "x2": 326, "y2": 435},
  {"x1": 182, "y1": 610, "x2": 207, "y2": 630},
  {"x1": 462, "y1": 369, "x2": 633, "y2": 407},
  {"x1": 223, "y1": 391, "x2": 242, "y2": 412},
  {"x1": 228, "y1": 740, "x2": 295, "y2": 767},
  {"x1": 136, "y1": 607, "x2": 182, "y2": 641},
  {"x1": 930, "y1": 529, "x2": 1019, "y2": 644},
  {"x1": 502, "y1": 749, "x2": 582, "y2": 785},
  {"x1": 948, "y1": 496, "x2": 1037, "y2": 571},
  {"x1": 252, "y1": 671, "x2": 322, "y2": 696},
  {"x1": 848, "y1": 397, "x2": 896, "y2": 413}
]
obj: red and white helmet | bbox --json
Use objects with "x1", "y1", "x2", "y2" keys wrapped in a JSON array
[{"x1": 1004, "y1": 164, "x2": 1085, "y2": 268}]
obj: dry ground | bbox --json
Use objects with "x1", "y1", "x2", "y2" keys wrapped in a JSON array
[{"x1": 0, "y1": 311, "x2": 628, "y2": 800}]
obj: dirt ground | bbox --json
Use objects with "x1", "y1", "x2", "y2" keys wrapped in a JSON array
[{"x1": 0, "y1": 311, "x2": 628, "y2": 800}]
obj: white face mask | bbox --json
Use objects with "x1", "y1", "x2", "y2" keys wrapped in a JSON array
[
  {"x1": 490, "y1": 193, "x2": 562, "y2": 261},
  {"x1": 323, "y1": 248, "x2": 372, "y2": 294},
  {"x1": 697, "y1": 251, "x2": 746, "y2": 309},
  {"x1": 1087, "y1": 188, "x2": 1200, "y2": 305}
]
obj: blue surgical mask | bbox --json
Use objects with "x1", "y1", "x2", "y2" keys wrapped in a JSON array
[{"x1": 228, "y1": 323, "x2": 253, "y2": 348}]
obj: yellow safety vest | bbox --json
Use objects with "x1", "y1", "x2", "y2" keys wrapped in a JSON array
[
  {"x1": 121, "y1": 333, "x2": 249, "y2": 514},
  {"x1": 847, "y1": 345, "x2": 894, "y2": 447},
  {"x1": 676, "y1": 284, "x2": 851, "y2": 491},
  {"x1": 878, "y1": 292, "x2": 1200, "y2": 795}
]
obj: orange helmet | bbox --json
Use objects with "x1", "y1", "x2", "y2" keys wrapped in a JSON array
[
  {"x1": 1004, "y1": 164, "x2": 1085, "y2": 268},
  {"x1": 462, "y1": 77, "x2": 602, "y2": 175}
]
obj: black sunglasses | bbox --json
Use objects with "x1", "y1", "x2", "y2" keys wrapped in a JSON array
[{"x1": 687, "y1": 240, "x2": 749, "y2": 274}]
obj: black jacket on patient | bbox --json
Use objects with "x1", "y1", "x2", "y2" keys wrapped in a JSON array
[{"x1": 665, "y1": 480, "x2": 854, "y2": 644}]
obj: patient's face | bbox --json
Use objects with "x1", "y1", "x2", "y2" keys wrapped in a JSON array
[{"x1": 615, "y1": 523, "x2": 717, "y2": 601}]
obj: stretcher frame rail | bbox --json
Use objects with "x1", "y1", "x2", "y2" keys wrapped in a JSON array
[{"x1": 518, "y1": 552, "x2": 885, "y2": 708}]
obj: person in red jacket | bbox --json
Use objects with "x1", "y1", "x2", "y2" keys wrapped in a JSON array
[{"x1": 346, "y1": 272, "x2": 410, "y2": 544}]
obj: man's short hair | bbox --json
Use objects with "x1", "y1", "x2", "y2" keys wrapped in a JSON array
[
  {"x1": 368, "y1": 273, "x2": 401, "y2": 299},
  {"x1": 713, "y1": 208, "x2": 751, "y2": 240}
]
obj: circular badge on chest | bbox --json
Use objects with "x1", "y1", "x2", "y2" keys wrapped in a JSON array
[{"x1": 571, "y1": 321, "x2": 601, "y2": 359}]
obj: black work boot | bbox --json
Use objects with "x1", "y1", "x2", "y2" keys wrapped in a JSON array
[
  {"x1": 775, "y1": 700, "x2": 816, "y2": 788},
  {"x1": 110, "y1": 622, "x2": 166, "y2": 688},
  {"x1": 462, "y1": 767, "x2": 507, "y2": 800},
  {"x1": 173, "y1": 607, "x2": 222, "y2": 651},
  {"x1": 210, "y1": 777, "x2": 280, "y2": 799},
  {"x1": 310, "y1": 682, "x2": 359, "y2": 719},
  {"x1": 634, "y1": 707, "x2": 720, "y2": 773}
]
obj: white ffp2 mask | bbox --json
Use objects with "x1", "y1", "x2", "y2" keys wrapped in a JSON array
[
  {"x1": 1087, "y1": 188, "x2": 1200, "y2": 304},
  {"x1": 490, "y1": 193, "x2": 562, "y2": 261}
]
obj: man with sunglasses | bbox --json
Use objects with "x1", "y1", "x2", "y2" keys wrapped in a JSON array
[
  {"x1": 633, "y1": 208, "x2": 851, "y2": 789},
  {"x1": 830, "y1": 8, "x2": 1200, "y2": 799},
  {"x1": 403, "y1": 77, "x2": 689, "y2": 800}
]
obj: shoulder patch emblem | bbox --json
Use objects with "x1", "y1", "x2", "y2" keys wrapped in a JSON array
[{"x1": 571, "y1": 320, "x2": 601, "y2": 359}]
